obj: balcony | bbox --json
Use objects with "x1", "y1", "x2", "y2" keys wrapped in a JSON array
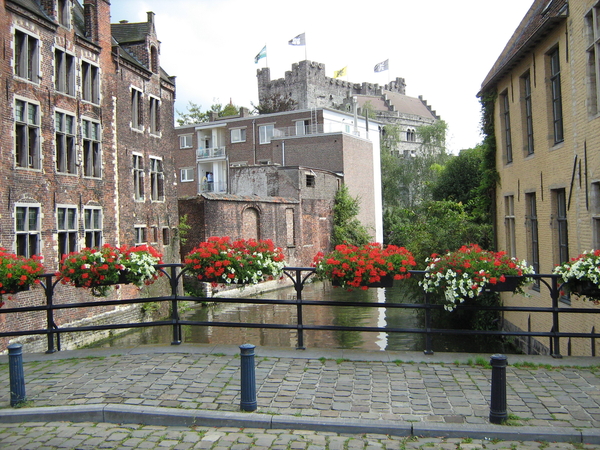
[
  {"x1": 273, "y1": 123, "x2": 362, "y2": 138},
  {"x1": 196, "y1": 147, "x2": 226, "y2": 160},
  {"x1": 199, "y1": 180, "x2": 227, "y2": 194}
]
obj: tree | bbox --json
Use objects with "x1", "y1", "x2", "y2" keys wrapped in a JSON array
[
  {"x1": 252, "y1": 93, "x2": 297, "y2": 114},
  {"x1": 332, "y1": 184, "x2": 371, "y2": 247},
  {"x1": 176, "y1": 101, "x2": 241, "y2": 126}
]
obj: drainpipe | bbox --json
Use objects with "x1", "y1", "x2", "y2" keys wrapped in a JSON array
[
  {"x1": 252, "y1": 119, "x2": 256, "y2": 165},
  {"x1": 282, "y1": 141, "x2": 285, "y2": 166},
  {"x1": 353, "y1": 96, "x2": 358, "y2": 136}
]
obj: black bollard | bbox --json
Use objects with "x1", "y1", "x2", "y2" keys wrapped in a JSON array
[
  {"x1": 239, "y1": 344, "x2": 257, "y2": 411},
  {"x1": 8, "y1": 344, "x2": 26, "y2": 407},
  {"x1": 489, "y1": 354, "x2": 507, "y2": 424}
]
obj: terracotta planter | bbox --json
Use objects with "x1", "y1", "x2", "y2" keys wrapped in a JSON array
[{"x1": 482, "y1": 276, "x2": 523, "y2": 293}]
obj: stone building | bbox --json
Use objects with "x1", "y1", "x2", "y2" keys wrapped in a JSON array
[
  {"x1": 257, "y1": 60, "x2": 440, "y2": 156},
  {"x1": 174, "y1": 107, "x2": 382, "y2": 266},
  {"x1": 0, "y1": 0, "x2": 177, "y2": 351},
  {"x1": 479, "y1": 0, "x2": 600, "y2": 356}
]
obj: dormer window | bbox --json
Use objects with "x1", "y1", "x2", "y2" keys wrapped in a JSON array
[{"x1": 58, "y1": 0, "x2": 70, "y2": 28}]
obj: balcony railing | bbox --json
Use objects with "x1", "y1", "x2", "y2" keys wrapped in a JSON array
[
  {"x1": 196, "y1": 147, "x2": 226, "y2": 160},
  {"x1": 273, "y1": 124, "x2": 362, "y2": 139},
  {"x1": 199, "y1": 180, "x2": 227, "y2": 193}
]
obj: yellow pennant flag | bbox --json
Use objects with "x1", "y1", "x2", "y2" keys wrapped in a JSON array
[{"x1": 333, "y1": 66, "x2": 347, "y2": 79}]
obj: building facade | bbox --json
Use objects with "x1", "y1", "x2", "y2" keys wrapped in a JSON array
[
  {"x1": 480, "y1": 0, "x2": 600, "y2": 355},
  {"x1": 174, "y1": 107, "x2": 382, "y2": 266},
  {"x1": 257, "y1": 60, "x2": 440, "y2": 156},
  {"x1": 1, "y1": 0, "x2": 177, "y2": 351}
]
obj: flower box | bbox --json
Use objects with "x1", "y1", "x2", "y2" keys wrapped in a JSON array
[
  {"x1": 314, "y1": 243, "x2": 416, "y2": 290},
  {"x1": 420, "y1": 244, "x2": 535, "y2": 311},
  {"x1": 184, "y1": 237, "x2": 285, "y2": 286},
  {"x1": 554, "y1": 251, "x2": 600, "y2": 302},
  {"x1": 58, "y1": 244, "x2": 162, "y2": 297},
  {"x1": 0, "y1": 249, "x2": 44, "y2": 299}
]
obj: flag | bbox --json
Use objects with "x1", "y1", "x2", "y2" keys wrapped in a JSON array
[
  {"x1": 288, "y1": 33, "x2": 306, "y2": 46},
  {"x1": 333, "y1": 66, "x2": 347, "y2": 79},
  {"x1": 374, "y1": 59, "x2": 389, "y2": 73},
  {"x1": 254, "y1": 45, "x2": 266, "y2": 64}
]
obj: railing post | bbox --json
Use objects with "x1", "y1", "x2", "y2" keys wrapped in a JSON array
[
  {"x1": 550, "y1": 276, "x2": 562, "y2": 358},
  {"x1": 8, "y1": 344, "x2": 26, "y2": 407},
  {"x1": 44, "y1": 273, "x2": 57, "y2": 354},
  {"x1": 239, "y1": 344, "x2": 257, "y2": 411},
  {"x1": 592, "y1": 326, "x2": 596, "y2": 357},
  {"x1": 170, "y1": 265, "x2": 182, "y2": 345},
  {"x1": 489, "y1": 354, "x2": 507, "y2": 424},
  {"x1": 423, "y1": 292, "x2": 433, "y2": 355},
  {"x1": 294, "y1": 269, "x2": 305, "y2": 350}
]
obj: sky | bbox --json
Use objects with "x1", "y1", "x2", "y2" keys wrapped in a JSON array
[{"x1": 110, "y1": 0, "x2": 534, "y2": 154}]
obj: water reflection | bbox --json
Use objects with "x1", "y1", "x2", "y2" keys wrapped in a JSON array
[{"x1": 91, "y1": 281, "x2": 517, "y2": 353}]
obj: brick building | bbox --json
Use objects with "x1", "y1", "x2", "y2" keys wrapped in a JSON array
[
  {"x1": 1, "y1": 0, "x2": 177, "y2": 351},
  {"x1": 479, "y1": 0, "x2": 600, "y2": 355},
  {"x1": 175, "y1": 107, "x2": 382, "y2": 266},
  {"x1": 257, "y1": 60, "x2": 440, "y2": 157}
]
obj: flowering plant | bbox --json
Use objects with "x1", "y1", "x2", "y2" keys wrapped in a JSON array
[
  {"x1": 58, "y1": 244, "x2": 162, "y2": 297},
  {"x1": 120, "y1": 245, "x2": 163, "y2": 287},
  {"x1": 553, "y1": 250, "x2": 600, "y2": 302},
  {"x1": 313, "y1": 243, "x2": 417, "y2": 290},
  {"x1": 420, "y1": 244, "x2": 535, "y2": 311},
  {"x1": 183, "y1": 236, "x2": 285, "y2": 286},
  {"x1": 0, "y1": 248, "x2": 44, "y2": 300}
]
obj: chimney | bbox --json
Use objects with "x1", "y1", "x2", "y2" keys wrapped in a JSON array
[
  {"x1": 147, "y1": 11, "x2": 155, "y2": 29},
  {"x1": 83, "y1": 1, "x2": 98, "y2": 42}
]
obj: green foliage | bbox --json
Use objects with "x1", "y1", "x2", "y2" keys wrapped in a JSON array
[
  {"x1": 384, "y1": 200, "x2": 491, "y2": 266},
  {"x1": 176, "y1": 101, "x2": 241, "y2": 126},
  {"x1": 360, "y1": 101, "x2": 377, "y2": 119},
  {"x1": 252, "y1": 93, "x2": 297, "y2": 114},
  {"x1": 332, "y1": 184, "x2": 371, "y2": 247},
  {"x1": 178, "y1": 214, "x2": 191, "y2": 246}
]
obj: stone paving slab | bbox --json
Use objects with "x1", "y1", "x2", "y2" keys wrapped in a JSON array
[{"x1": 0, "y1": 344, "x2": 600, "y2": 448}]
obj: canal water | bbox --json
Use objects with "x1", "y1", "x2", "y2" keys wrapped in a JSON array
[{"x1": 91, "y1": 280, "x2": 518, "y2": 354}]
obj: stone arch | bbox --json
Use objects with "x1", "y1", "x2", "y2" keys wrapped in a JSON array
[{"x1": 241, "y1": 206, "x2": 260, "y2": 240}]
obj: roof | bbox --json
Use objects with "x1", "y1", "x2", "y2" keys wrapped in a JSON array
[
  {"x1": 201, "y1": 193, "x2": 299, "y2": 204},
  {"x1": 111, "y1": 21, "x2": 150, "y2": 45},
  {"x1": 364, "y1": 92, "x2": 438, "y2": 120},
  {"x1": 480, "y1": 0, "x2": 568, "y2": 93}
]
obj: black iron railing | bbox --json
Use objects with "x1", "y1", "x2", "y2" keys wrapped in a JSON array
[{"x1": 0, "y1": 266, "x2": 598, "y2": 357}]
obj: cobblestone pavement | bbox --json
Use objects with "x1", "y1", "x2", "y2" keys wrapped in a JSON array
[
  {"x1": 1, "y1": 422, "x2": 600, "y2": 450},
  {"x1": 0, "y1": 345, "x2": 600, "y2": 449}
]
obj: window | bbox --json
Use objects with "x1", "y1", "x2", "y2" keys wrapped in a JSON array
[
  {"x1": 406, "y1": 128, "x2": 416, "y2": 142},
  {"x1": 149, "y1": 97, "x2": 160, "y2": 135},
  {"x1": 500, "y1": 91, "x2": 512, "y2": 164},
  {"x1": 526, "y1": 193, "x2": 540, "y2": 288},
  {"x1": 84, "y1": 207, "x2": 102, "y2": 248},
  {"x1": 553, "y1": 189, "x2": 569, "y2": 265},
  {"x1": 259, "y1": 124, "x2": 274, "y2": 144},
  {"x1": 15, "y1": 99, "x2": 41, "y2": 169},
  {"x1": 231, "y1": 128, "x2": 246, "y2": 143},
  {"x1": 295, "y1": 120, "x2": 309, "y2": 136},
  {"x1": 286, "y1": 208, "x2": 295, "y2": 247},
  {"x1": 181, "y1": 168, "x2": 194, "y2": 182},
  {"x1": 54, "y1": 49, "x2": 75, "y2": 95},
  {"x1": 134, "y1": 226, "x2": 147, "y2": 245},
  {"x1": 150, "y1": 46, "x2": 158, "y2": 73},
  {"x1": 56, "y1": 112, "x2": 76, "y2": 174},
  {"x1": 133, "y1": 154, "x2": 144, "y2": 201},
  {"x1": 179, "y1": 135, "x2": 192, "y2": 148},
  {"x1": 150, "y1": 157, "x2": 164, "y2": 201},
  {"x1": 131, "y1": 88, "x2": 143, "y2": 130},
  {"x1": 592, "y1": 182, "x2": 600, "y2": 248},
  {"x1": 15, "y1": 205, "x2": 40, "y2": 258},
  {"x1": 82, "y1": 119, "x2": 101, "y2": 177},
  {"x1": 151, "y1": 226, "x2": 158, "y2": 244},
  {"x1": 57, "y1": 206, "x2": 77, "y2": 258},
  {"x1": 306, "y1": 173, "x2": 315, "y2": 187},
  {"x1": 504, "y1": 195, "x2": 516, "y2": 258},
  {"x1": 57, "y1": 0, "x2": 70, "y2": 27},
  {"x1": 162, "y1": 227, "x2": 170, "y2": 246},
  {"x1": 586, "y1": 5, "x2": 600, "y2": 115},
  {"x1": 14, "y1": 29, "x2": 39, "y2": 82},
  {"x1": 549, "y1": 48, "x2": 564, "y2": 144},
  {"x1": 521, "y1": 72, "x2": 534, "y2": 155},
  {"x1": 81, "y1": 61, "x2": 99, "y2": 104}
]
